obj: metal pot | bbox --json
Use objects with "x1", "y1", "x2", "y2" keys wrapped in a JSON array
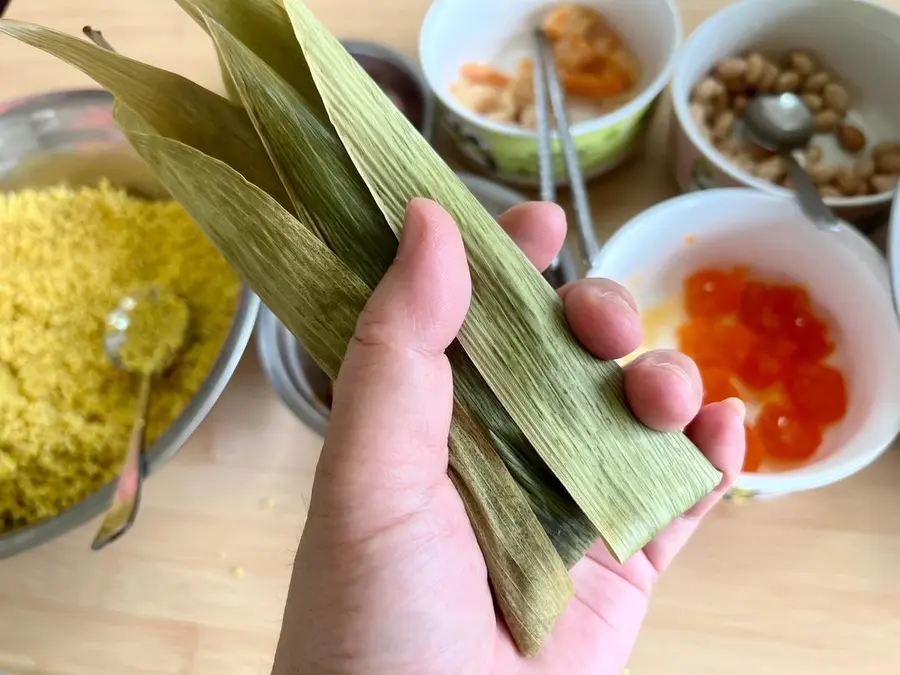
[{"x1": 0, "y1": 90, "x2": 260, "y2": 557}]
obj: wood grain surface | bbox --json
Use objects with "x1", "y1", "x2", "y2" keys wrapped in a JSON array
[{"x1": 1, "y1": 1, "x2": 899, "y2": 673}]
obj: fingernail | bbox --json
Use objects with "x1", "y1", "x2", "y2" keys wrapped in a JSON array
[
  {"x1": 632, "y1": 350, "x2": 694, "y2": 387},
  {"x1": 723, "y1": 397, "x2": 746, "y2": 422},
  {"x1": 397, "y1": 200, "x2": 429, "y2": 261},
  {"x1": 589, "y1": 287, "x2": 635, "y2": 312}
]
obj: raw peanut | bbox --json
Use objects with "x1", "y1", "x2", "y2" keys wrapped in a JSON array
[
  {"x1": 801, "y1": 93, "x2": 823, "y2": 112},
  {"x1": 732, "y1": 152, "x2": 757, "y2": 174},
  {"x1": 819, "y1": 185, "x2": 843, "y2": 198},
  {"x1": 774, "y1": 70, "x2": 801, "y2": 93},
  {"x1": 747, "y1": 141, "x2": 776, "y2": 161},
  {"x1": 822, "y1": 83, "x2": 850, "y2": 113},
  {"x1": 786, "y1": 51, "x2": 817, "y2": 77},
  {"x1": 757, "y1": 61, "x2": 780, "y2": 93},
  {"x1": 711, "y1": 109, "x2": 736, "y2": 140},
  {"x1": 872, "y1": 141, "x2": 900, "y2": 161},
  {"x1": 690, "y1": 101, "x2": 710, "y2": 127},
  {"x1": 813, "y1": 109, "x2": 841, "y2": 133},
  {"x1": 755, "y1": 155, "x2": 787, "y2": 182},
  {"x1": 804, "y1": 145, "x2": 823, "y2": 166},
  {"x1": 745, "y1": 52, "x2": 765, "y2": 86},
  {"x1": 854, "y1": 157, "x2": 876, "y2": 181},
  {"x1": 732, "y1": 94, "x2": 748, "y2": 116},
  {"x1": 802, "y1": 71, "x2": 830, "y2": 93},
  {"x1": 855, "y1": 182, "x2": 871, "y2": 197},
  {"x1": 870, "y1": 174, "x2": 899, "y2": 194},
  {"x1": 714, "y1": 57, "x2": 748, "y2": 81},
  {"x1": 692, "y1": 76, "x2": 726, "y2": 103},
  {"x1": 833, "y1": 166, "x2": 862, "y2": 196},
  {"x1": 808, "y1": 162, "x2": 838, "y2": 185},
  {"x1": 837, "y1": 124, "x2": 867, "y2": 153},
  {"x1": 715, "y1": 136, "x2": 741, "y2": 157},
  {"x1": 875, "y1": 151, "x2": 900, "y2": 174},
  {"x1": 781, "y1": 174, "x2": 796, "y2": 189}
]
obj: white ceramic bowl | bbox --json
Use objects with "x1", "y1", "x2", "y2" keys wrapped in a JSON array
[
  {"x1": 670, "y1": 0, "x2": 900, "y2": 224},
  {"x1": 592, "y1": 189, "x2": 900, "y2": 500},
  {"x1": 420, "y1": 0, "x2": 681, "y2": 186}
]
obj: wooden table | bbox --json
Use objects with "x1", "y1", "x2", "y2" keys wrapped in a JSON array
[{"x1": 1, "y1": 1, "x2": 899, "y2": 673}]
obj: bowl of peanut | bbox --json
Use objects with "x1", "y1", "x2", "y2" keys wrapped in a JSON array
[{"x1": 670, "y1": 0, "x2": 900, "y2": 225}]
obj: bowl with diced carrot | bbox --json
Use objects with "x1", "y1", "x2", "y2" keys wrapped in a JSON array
[
  {"x1": 419, "y1": 0, "x2": 681, "y2": 186},
  {"x1": 592, "y1": 188, "x2": 900, "y2": 499}
]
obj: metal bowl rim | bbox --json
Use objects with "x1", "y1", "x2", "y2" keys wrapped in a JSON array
[{"x1": 0, "y1": 88, "x2": 260, "y2": 556}]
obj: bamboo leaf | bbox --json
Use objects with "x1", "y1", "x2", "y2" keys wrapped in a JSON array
[
  {"x1": 173, "y1": 0, "x2": 325, "y2": 115},
  {"x1": 283, "y1": 0, "x2": 722, "y2": 560},
  {"x1": 125, "y1": 130, "x2": 573, "y2": 656},
  {"x1": 204, "y1": 8, "x2": 597, "y2": 567},
  {"x1": 0, "y1": 19, "x2": 291, "y2": 211}
]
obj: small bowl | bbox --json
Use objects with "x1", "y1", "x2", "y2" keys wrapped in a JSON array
[
  {"x1": 593, "y1": 188, "x2": 900, "y2": 500},
  {"x1": 670, "y1": 0, "x2": 900, "y2": 225},
  {"x1": 0, "y1": 90, "x2": 259, "y2": 557},
  {"x1": 256, "y1": 173, "x2": 531, "y2": 433},
  {"x1": 419, "y1": 0, "x2": 682, "y2": 187}
]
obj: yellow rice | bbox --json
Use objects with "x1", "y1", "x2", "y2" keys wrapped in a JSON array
[{"x1": 0, "y1": 181, "x2": 241, "y2": 532}]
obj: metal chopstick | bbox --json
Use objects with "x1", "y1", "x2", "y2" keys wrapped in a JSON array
[{"x1": 534, "y1": 28, "x2": 601, "y2": 284}]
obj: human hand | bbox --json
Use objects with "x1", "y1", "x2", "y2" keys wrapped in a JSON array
[{"x1": 272, "y1": 199, "x2": 746, "y2": 675}]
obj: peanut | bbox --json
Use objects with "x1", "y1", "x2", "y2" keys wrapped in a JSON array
[
  {"x1": 732, "y1": 153, "x2": 757, "y2": 174},
  {"x1": 774, "y1": 70, "x2": 801, "y2": 93},
  {"x1": 870, "y1": 174, "x2": 899, "y2": 194},
  {"x1": 807, "y1": 163, "x2": 837, "y2": 186},
  {"x1": 837, "y1": 124, "x2": 867, "y2": 153},
  {"x1": 732, "y1": 94, "x2": 749, "y2": 116},
  {"x1": 692, "y1": 77, "x2": 726, "y2": 103},
  {"x1": 833, "y1": 166, "x2": 862, "y2": 196},
  {"x1": 711, "y1": 109, "x2": 736, "y2": 141},
  {"x1": 690, "y1": 101, "x2": 710, "y2": 127},
  {"x1": 800, "y1": 93, "x2": 823, "y2": 112},
  {"x1": 781, "y1": 174, "x2": 796, "y2": 189},
  {"x1": 875, "y1": 151, "x2": 900, "y2": 174},
  {"x1": 822, "y1": 83, "x2": 850, "y2": 113},
  {"x1": 715, "y1": 136, "x2": 741, "y2": 157},
  {"x1": 872, "y1": 141, "x2": 900, "y2": 161},
  {"x1": 755, "y1": 156, "x2": 787, "y2": 182},
  {"x1": 757, "y1": 61, "x2": 780, "y2": 93},
  {"x1": 819, "y1": 185, "x2": 843, "y2": 198},
  {"x1": 813, "y1": 109, "x2": 841, "y2": 133},
  {"x1": 786, "y1": 51, "x2": 817, "y2": 77},
  {"x1": 802, "y1": 71, "x2": 830, "y2": 94},
  {"x1": 804, "y1": 145, "x2": 823, "y2": 166},
  {"x1": 747, "y1": 141, "x2": 776, "y2": 161},
  {"x1": 715, "y1": 57, "x2": 748, "y2": 82},
  {"x1": 854, "y1": 157, "x2": 876, "y2": 181},
  {"x1": 745, "y1": 52, "x2": 765, "y2": 86}
]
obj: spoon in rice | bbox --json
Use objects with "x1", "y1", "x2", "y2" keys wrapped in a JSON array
[{"x1": 92, "y1": 285, "x2": 189, "y2": 550}]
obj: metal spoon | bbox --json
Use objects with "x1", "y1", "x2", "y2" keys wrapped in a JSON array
[
  {"x1": 744, "y1": 93, "x2": 843, "y2": 231},
  {"x1": 92, "y1": 285, "x2": 189, "y2": 550}
]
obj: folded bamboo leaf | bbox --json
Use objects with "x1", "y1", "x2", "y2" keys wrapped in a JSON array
[
  {"x1": 173, "y1": 0, "x2": 325, "y2": 118},
  {"x1": 206, "y1": 9, "x2": 597, "y2": 566},
  {"x1": 0, "y1": 19, "x2": 291, "y2": 211},
  {"x1": 283, "y1": 0, "x2": 722, "y2": 560},
  {"x1": 126, "y1": 130, "x2": 573, "y2": 656}
]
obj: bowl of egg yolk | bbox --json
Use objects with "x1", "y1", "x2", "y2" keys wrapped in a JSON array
[{"x1": 592, "y1": 188, "x2": 900, "y2": 499}]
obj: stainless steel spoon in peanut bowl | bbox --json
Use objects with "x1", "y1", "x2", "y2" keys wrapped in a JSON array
[{"x1": 0, "y1": 90, "x2": 259, "y2": 557}]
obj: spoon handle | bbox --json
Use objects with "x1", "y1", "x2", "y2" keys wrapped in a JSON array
[
  {"x1": 92, "y1": 373, "x2": 151, "y2": 550},
  {"x1": 785, "y1": 152, "x2": 842, "y2": 231}
]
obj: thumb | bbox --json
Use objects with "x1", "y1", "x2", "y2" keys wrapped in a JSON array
[{"x1": 312, "y1": 198, "x2": 471, "y2": 525}]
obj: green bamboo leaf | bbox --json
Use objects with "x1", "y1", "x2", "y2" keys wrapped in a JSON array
[
  {"x1": 0, "y1": 19, "x2": 291, "y2": 211},
  {"x1": 125, "y1": 130, "x2": 573, "y2": 656},
  {"x1": 173, "y1": 0, "x2": 325, "y2": 116},
  {"x1": 283, "y1": 0, "x2": 722, "y2": 560},
  {"x1": 207, "y1": 14, "x2": 395, "y2": 285},
  {"x1": 204, "y1": 8, "x2": 597, "y2": 566}
]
